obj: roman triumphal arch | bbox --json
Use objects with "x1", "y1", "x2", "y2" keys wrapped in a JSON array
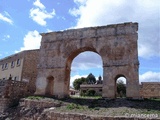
[{"x1": 35, "y1": 22, "x2": 140, "y2": 99}]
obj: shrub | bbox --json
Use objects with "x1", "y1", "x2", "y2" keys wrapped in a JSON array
[
  {"x1": 66, "y1": 103, "x2": 83, "y2": 110},
  {"x1": 85, "y1": 90, "x2": 96, "y2": 96},
  {"x1": 27, "y1": 96, "x2": 43, "y2": 100}
]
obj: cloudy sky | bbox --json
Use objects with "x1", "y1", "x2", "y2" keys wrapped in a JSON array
[{"x1": 0, "y1": 0, "x2": 160, "y2": 85}]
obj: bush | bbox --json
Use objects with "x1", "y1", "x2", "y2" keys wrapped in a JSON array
[
  {"x1": 85, "y1": 90, "x2": 96, "y2": 96},
  {"x1": 27, "y1": 96, "x2": 43, "y2": 100},
  {"x1": 86, "y1": 89, "x2": 96, "y2": 96},
  {"x1": 66, "y1": 103, "x2": 83, "y2": 110},
  {"x1": 80, "y1": 89, "x2": 98, "y2": 97},
  {"x1": 80, "y1": 91, "x2": 85, "y2": 96}
]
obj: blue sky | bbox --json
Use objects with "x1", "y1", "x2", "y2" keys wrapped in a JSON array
[{"x1": 0, "y1": 0, "x2": 160, "y2": 85}]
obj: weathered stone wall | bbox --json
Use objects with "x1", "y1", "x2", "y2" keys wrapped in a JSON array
[
  {"x1": 36, "y1": 22, "x2": 140, "y2": 99},
  {"x1": 140, "y1": 82, "x2": 160, "y2": 98},
  {"x1": 20, "y1": 98, "x2": 61, "y2": 108},
  {"x1": 0, "y1": 80, "x2": 28, "y2": 112},
  {"x1": 0, "y1": 98, "x2": 10, "y2": 112},
  {"x1": 0, "y1": 80, "x2": 28, "y2": 98},
  {"x1": 35, "y1": 112, "x2": 159, "y2": 120},
  {"x1": 0, "y1": 49, "x2": 39, "y2": 95},
  {"x1": 14, "y1": 99, "x2": 159, "y2": 120},
  {"x1": 22, "y1": 50, "x2": 39, "y2": 94}
]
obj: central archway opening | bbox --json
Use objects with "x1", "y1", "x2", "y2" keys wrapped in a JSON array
[{"x1": 69, "y1": 51, "x2": 103, "y2": 97}]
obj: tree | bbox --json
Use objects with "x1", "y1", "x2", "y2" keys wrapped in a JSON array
[
  {"x1": 86, "y1": 73, "x2": 96, "y2": 84},
  {"x1": 117, "y1": 79, "x2": 126, "y2": 97},
  {"x1": 73, "y1": 77, "x2": 87, "y2": 90}
]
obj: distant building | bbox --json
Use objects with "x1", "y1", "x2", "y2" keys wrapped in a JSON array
[
  {"x1": 80, "y1": 84, "x2": 103, "y2": 96},
  {"x1": 69, "y1": 87, "x2": 78, "y2": 95},
  {"x1": 80, "y1": 76, "x2": 103, "y2": 96},
  {"x1": 0, "y1": 49, "x2": 39, "y2": 94}
]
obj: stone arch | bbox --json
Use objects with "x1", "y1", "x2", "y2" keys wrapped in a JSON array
[
  {"x1": 64, "y1": 47, "x2": 103, "y2": 96},
  {"x1": 35, "y1": 22, "x2": 140, "y2": 99},
  {"x1": 66, "y1": 47, "x2": 98, "y2": 70},
  {"x1": 114, "y1": 74, "x2": 127, "y2": 98},
  {"x1": 45, "y1": 75, "x2": 54, "y2": 96}
]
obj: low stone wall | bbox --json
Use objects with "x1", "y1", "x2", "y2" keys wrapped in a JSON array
[
  {"x1": 20, "y1": 98, "x2": 61, "y2": 108},
  {"x1": 18, "y1": 99, "x2": 159, "y2": 120},
  {"x1": 140, "y1": 82, "x2": 160, "y2": 98},
  {"x1": 0, "y1": 98, "x2": 10, "y2": 112},
  {"x1": 21, "y1": 110, "x2": 159, "y2": 120},
  {"x1": 0, "y1": 80, "x2": 28, "y2": 99},
  {"x1": 37, "y1": 111, "x2": 159, "y2": 120},
  {"x1": 0, "y1": 80, "x2": 29, "y2": 112}
]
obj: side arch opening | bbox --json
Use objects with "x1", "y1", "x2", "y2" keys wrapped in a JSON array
[
  {"x1": 45, "y1": 75, "x2": 54, "y2": 96},
  {"x1": 115, "y1": 75, "x2": 127, "y2": 98}
]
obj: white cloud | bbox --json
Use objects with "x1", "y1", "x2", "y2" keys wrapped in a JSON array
[
  {"x1": 69, "y1": 0, "x2": 160, "y2": 58},
  {"x1": 117, "y1": 77, "x2": 126, "y2": 84},
  {"x1": 6, "y1": 35, "x2": 10, "y2": 38},
  {"x1": 139, "y1": 71, "x2": 160, "y2": 83},
  {"x1": 33, "y1": 0, "x2": 45, "y2": 9},
  {"x1": 69, "y1": 8, "x2": 81, "y2": 17},
  {"x1": 74, "y1": 0, "x2": 87, "y2": 5},
  {"x1": 4, "y1": 11, "x2": 11, "y2": 17},
  {"x1": 46, "y1": 29, "x2": 53, "y2": 32},
  {"x1": 30, "y1": 0, "x2": 56, "y2": 26},
  {"x1": 71, "y1": 52, "x2": 102, "y2": 71},
  {"x1": 0, "y1": 12, "x2": 13, "y2": 25},
  {"x1": 70, "y1": 74, "x2": 88, "y2": 87},
  {"x1": 2, "y1": 35, "x2": 10, "y2": 41},
  {"x1": 16, "y1": 30, "x2": 41, "y2": 52}
]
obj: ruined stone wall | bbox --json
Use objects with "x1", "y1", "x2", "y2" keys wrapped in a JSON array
[
  {"x1": 0, "y1": 80, "x2": 6, "y2": 97},
  {"x1": 22, "y1": 49, "x2": 39, "y2": 94},
  {"x1": 0, "y1": 80, "x2": 28, "y2": 98},
  {"x1": 36, "y1": 22, "x2": 140, "y2": 99},
  {"x1": 31, "y1": 112, "x2": 158, "y2": 120},
  {"x1": 20, "y1": 98, "x2": 61, "y2": 108},
  {"x1": 0, "y1": 80, "x2": 28, "y2": 112},
  {"x1": 0, "y1": 98, "x2": 10, "y2": 112},
  {"x1": 0, "y1": 50, "x2": 39, "y2": 95},
  {"x1": 14, "y1": 99, "x2": 159, "y2": 120},
  {"x1": 140, "y1": 82, "x2": 160, "y2": 98}
]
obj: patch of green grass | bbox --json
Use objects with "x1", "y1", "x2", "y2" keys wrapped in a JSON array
[
  {"x1": 150, "y1": 98, "x2": 160, "y2": 101},
  {"x1": 66, "y1": 103, "x2": 84, "y2": 110},
  {"x1": 71, "y1": 96, "x2": 102, "y2": 99},
  {"x1": 26, "y1": 96, "x2": 44, "y2": 100}
]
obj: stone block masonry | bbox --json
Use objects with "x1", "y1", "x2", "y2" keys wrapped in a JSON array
[
  {"x1": 0, "y1": 80, "x2": 29, "y2": 112},
  {"x1": 140, "y1": 82, "x2": 160, "y2": 98},
  {"x1": 20, "y1": 98, "x2": 61, "y2": 108},
  {"x1": 36, "y1": 22, "x2": 140, "y2": 99},
  {"x1": 0, "y1": 98, "x2": 10, "y2": 112},
  {"x1": 12, "y1": 99, "x2": 160, "y2": 120}
]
